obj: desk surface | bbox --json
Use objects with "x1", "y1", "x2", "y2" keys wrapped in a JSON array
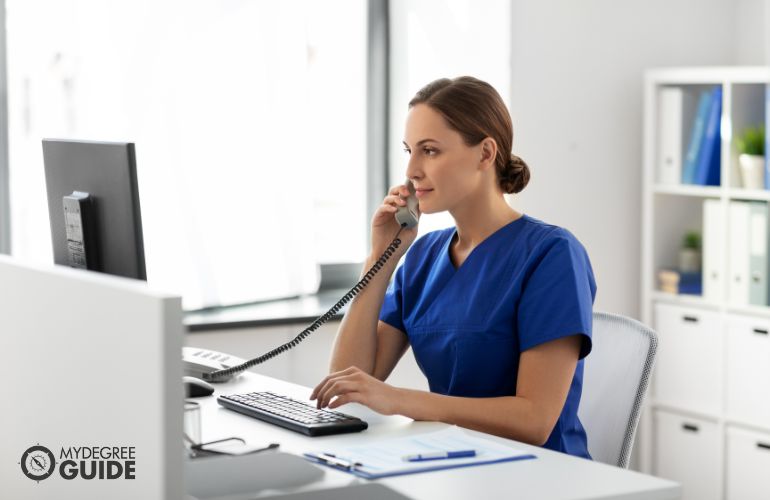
[{"x1": 197, "y1": 372, "x2": 680, "y2": 500}]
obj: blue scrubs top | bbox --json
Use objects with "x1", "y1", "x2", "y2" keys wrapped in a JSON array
[{"x1": 379, "y1": 214, "x2": 596, "y2": 459}]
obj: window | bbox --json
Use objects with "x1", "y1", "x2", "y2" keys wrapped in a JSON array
[
  {"x1": 389, "y1": 0, "x2": 512, "y2": 236},
  {"x1": 6, "y1": 0, "x2": 368, "y2": 309}
]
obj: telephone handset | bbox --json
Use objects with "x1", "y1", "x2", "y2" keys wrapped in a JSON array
[
  {"x1": 190, "y1": 182, "x2": 419, "y2": 382},
  {"x1": 394, "y1": 181, "x2": 419, "y2": 229}
]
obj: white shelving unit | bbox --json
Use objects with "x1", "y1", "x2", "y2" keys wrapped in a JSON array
[{"x1": 641, "y1": 67, "x2": 770, "y2": 500}]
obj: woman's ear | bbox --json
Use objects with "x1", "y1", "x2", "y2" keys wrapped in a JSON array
[{"x1": 479, "y1": 137, "x2": 498, "y2": 171}]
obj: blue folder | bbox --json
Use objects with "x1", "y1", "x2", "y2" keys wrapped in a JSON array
[
  {"x1": 682, "y1": 90, "x2": 713, "y2": 184},
  {"x1": 692, "y1": 87, "x2": 722, "y2": 186}
]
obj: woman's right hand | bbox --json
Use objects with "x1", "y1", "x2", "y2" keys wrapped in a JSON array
[{"x1": 370, "y1": 183, "x2": 420, "y2": 260}]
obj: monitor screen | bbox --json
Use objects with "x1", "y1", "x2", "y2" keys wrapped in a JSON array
[{"x1": 42, "y1": 139, "x2": 146, "y2": 280}]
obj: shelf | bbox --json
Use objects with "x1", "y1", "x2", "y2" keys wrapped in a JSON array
[
  {"x1": 726, "y1": 303, "x2": 770, "y2": 318},
  {"x1": 724, "y1": 417, "x2": 770, "y2": 434},
  {"x1": 725, "y1": 188, "x2": 770, "y2": 201},
  {"x1": 650, "y1": 404, "x2": 770, "y2": 434},
  {"x1": 646, "y1": 66, "x2": 770, "y2": 85},
  {"x1": 652, "y1": 186, "x2": 770, "y2": 201},
  {"x1": 651, "y1": 291, "x2": 719, "y2": 310},
  {"x1": 653, "y1": 184, "x2": 722, "y2": 197},
  {"x1": 651, "y1": 292, "x2": 770, "y2": 316},
  {"x1": 650, "y1": 402, "x2": 721, "y2": 423}
]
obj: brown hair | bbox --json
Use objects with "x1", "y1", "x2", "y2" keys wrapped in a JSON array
[{"x1": 409, "y1": 76, "x2": 530, "y2": 194}]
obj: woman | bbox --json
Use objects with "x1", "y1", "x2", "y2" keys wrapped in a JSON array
[{"x1": 310, "y1": 76, "x2": 596, "y2": 459}]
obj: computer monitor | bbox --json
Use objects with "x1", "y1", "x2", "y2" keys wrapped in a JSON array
[{"x1": 42, "y1": 139, "x2": 146, "y2": 280}]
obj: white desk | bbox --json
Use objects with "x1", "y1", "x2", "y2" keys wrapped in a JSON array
[{"x1": 196, "y1": 372, "x2": 680, "y2": 500}]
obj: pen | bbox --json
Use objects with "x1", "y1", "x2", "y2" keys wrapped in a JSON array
[
  {"x1": 315, "y1": 452, "x2": 362, "y2": 470},
  {"x1": 403, "y1": 449, "x2": 477, "y2": 462}
]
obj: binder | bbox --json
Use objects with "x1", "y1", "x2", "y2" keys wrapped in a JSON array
[
  {"x1": 728, "y1": 201, "x2": 751, "y2": 305},
  {"x1": 303, "y1": 427, "x2": 536, "y2": 479},
  {"x1": 702, "y1": 199, "x2": 724, "y2": 302},
  {"x1": 682, "y1": 90, "x2": 712, "y2": 184},
  {"x1": 692, "y1": 86, "x2": 722, "y2": 186},
  {"x1": 657, "y1": 88, "x2": 694, "y2": 185},
  {"x1": 748, "y1": 202, "x2": 770, "y2": 306}
]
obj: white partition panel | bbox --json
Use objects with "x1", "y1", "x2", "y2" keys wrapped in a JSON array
[{"x1": 0, "y1": 257, "x2": 184, "y2": 500}]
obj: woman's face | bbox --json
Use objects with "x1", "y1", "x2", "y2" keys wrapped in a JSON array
[{"x1": 402, "y1": 104, "x2": 487, "y2": 215}]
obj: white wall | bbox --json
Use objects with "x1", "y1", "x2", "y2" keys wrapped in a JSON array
[
  {"x1": 734, "y1": 0, "x2": 770, "y2": 64},
  {"x1": 508, "y1": 0, "x2": 769, "y2": 320}
]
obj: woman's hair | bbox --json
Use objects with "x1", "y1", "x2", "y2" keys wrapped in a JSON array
[{"x1": 409, "y1": 76, "x2": 530, "y2": 194}]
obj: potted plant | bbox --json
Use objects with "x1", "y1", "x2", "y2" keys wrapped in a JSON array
[
  {"x1": 678, "y1": 230, "x2": 701, "y2": 273},
  {"x1": 735, "y1": 124, "x2": 765, "y2": 189}
]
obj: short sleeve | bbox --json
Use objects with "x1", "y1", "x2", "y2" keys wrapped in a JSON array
[
  {"x1": 379, "y1": 264, "x2": 406, "y2": 333},
  {"x1": 518, "y1": 233, "x2": 596, "y2": 359}
]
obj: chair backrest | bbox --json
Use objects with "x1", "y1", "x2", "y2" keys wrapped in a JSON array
[{"x1": 577, "y1": 312, "x2": 658, "y2": 468}]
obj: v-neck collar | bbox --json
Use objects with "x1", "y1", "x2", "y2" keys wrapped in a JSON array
[{"x1": 443, "y1": 214, "x2": 529, "y2": 271}]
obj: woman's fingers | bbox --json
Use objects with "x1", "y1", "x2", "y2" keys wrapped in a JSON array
[
  {"x1": 388, "y1": 184, "x2": 412, "y2": 199},
  {"x1": 311, "y1": 367, "x2": 363, "y2": 408},
  {"x1": 328, "y1": 392, "x2": 363, "y2": 409},
  {"x1": 319, "y1": 380, "x2": 358, "y2": 408},
  {"x1": 371, "y1": 204, "x2": 400, "y2": 227},
  {"x1": 310, "y1": 374, "x2": 331, "y2": 401},
  {"x1": 316, "y1": 377, "x2": 355, "y2": 409},
  {"x1": 310, "y1": 366, "x2": 357, "y2": 400},
  {"x1": 372, "y1": 194, "x2": 408, "y2": 223},
  {"x1": 312, "y1": 372, "x2": 344, "y2": 402},
  {"x1": 384, "y1": 194, "x2": 407, "y2": 206}
]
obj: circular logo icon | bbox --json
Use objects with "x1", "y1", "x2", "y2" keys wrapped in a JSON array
[{"x1": 20, "y1": 445, "x2": 56, "y2": 482}]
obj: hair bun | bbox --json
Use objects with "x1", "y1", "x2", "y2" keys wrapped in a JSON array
[{"x1": 499, "y1": 154, "x2": 530, "y2": 194}]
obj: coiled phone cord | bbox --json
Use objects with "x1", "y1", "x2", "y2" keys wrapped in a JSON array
[{"x1": 204, "y1": 226, "x2": 406, "y2": 382}]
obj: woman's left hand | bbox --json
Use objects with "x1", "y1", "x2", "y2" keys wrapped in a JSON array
[{"x1": 310, "y1": 366, "x2": 401, "y2": 415}]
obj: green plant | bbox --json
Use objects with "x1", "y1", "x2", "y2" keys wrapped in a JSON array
[
  {"x1": 683, "y1": 230, "x2": 701, "y2": 251},
  {"x1": 735, "y1": 124, "x2": 765, "y2": 156}
]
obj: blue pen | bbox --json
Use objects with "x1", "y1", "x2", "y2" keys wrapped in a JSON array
[{"x1": 403, "y1": 450, "x2": 476, "y2": 462}]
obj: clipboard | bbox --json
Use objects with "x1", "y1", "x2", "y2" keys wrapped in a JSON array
[{"x1": 303, "y1": 427, "x2": 537, "y2": 479}]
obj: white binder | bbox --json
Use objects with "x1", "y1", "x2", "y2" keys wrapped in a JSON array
[
  {"x1": 728, "y1": 201, "x2": 751, "y2": 305},
  {"x1": 702, "y1": 199, "x2": 724, "y2": 301},
  {"x1": 748, "y1": 202, "x2": 770, "y2": 306},
  {"x1": 657, "y1": 87, "x2": 694, "y2": 185}
]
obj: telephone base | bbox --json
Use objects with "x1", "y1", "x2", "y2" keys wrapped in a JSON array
[
  {"x1": 184, "y1": 367, "x2": 238, "y2": 383},
  {"x1": 183, "y1": 347, "x2": 246, "y2": 383}
]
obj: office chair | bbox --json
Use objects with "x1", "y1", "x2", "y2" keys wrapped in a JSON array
[{"x1": 577, "y1": 312, "x2": 658, "y2": 468}]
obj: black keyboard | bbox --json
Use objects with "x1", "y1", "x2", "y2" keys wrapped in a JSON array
[{"x1": 217, "y1": 391, "x2": 368, "y2": 437}]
